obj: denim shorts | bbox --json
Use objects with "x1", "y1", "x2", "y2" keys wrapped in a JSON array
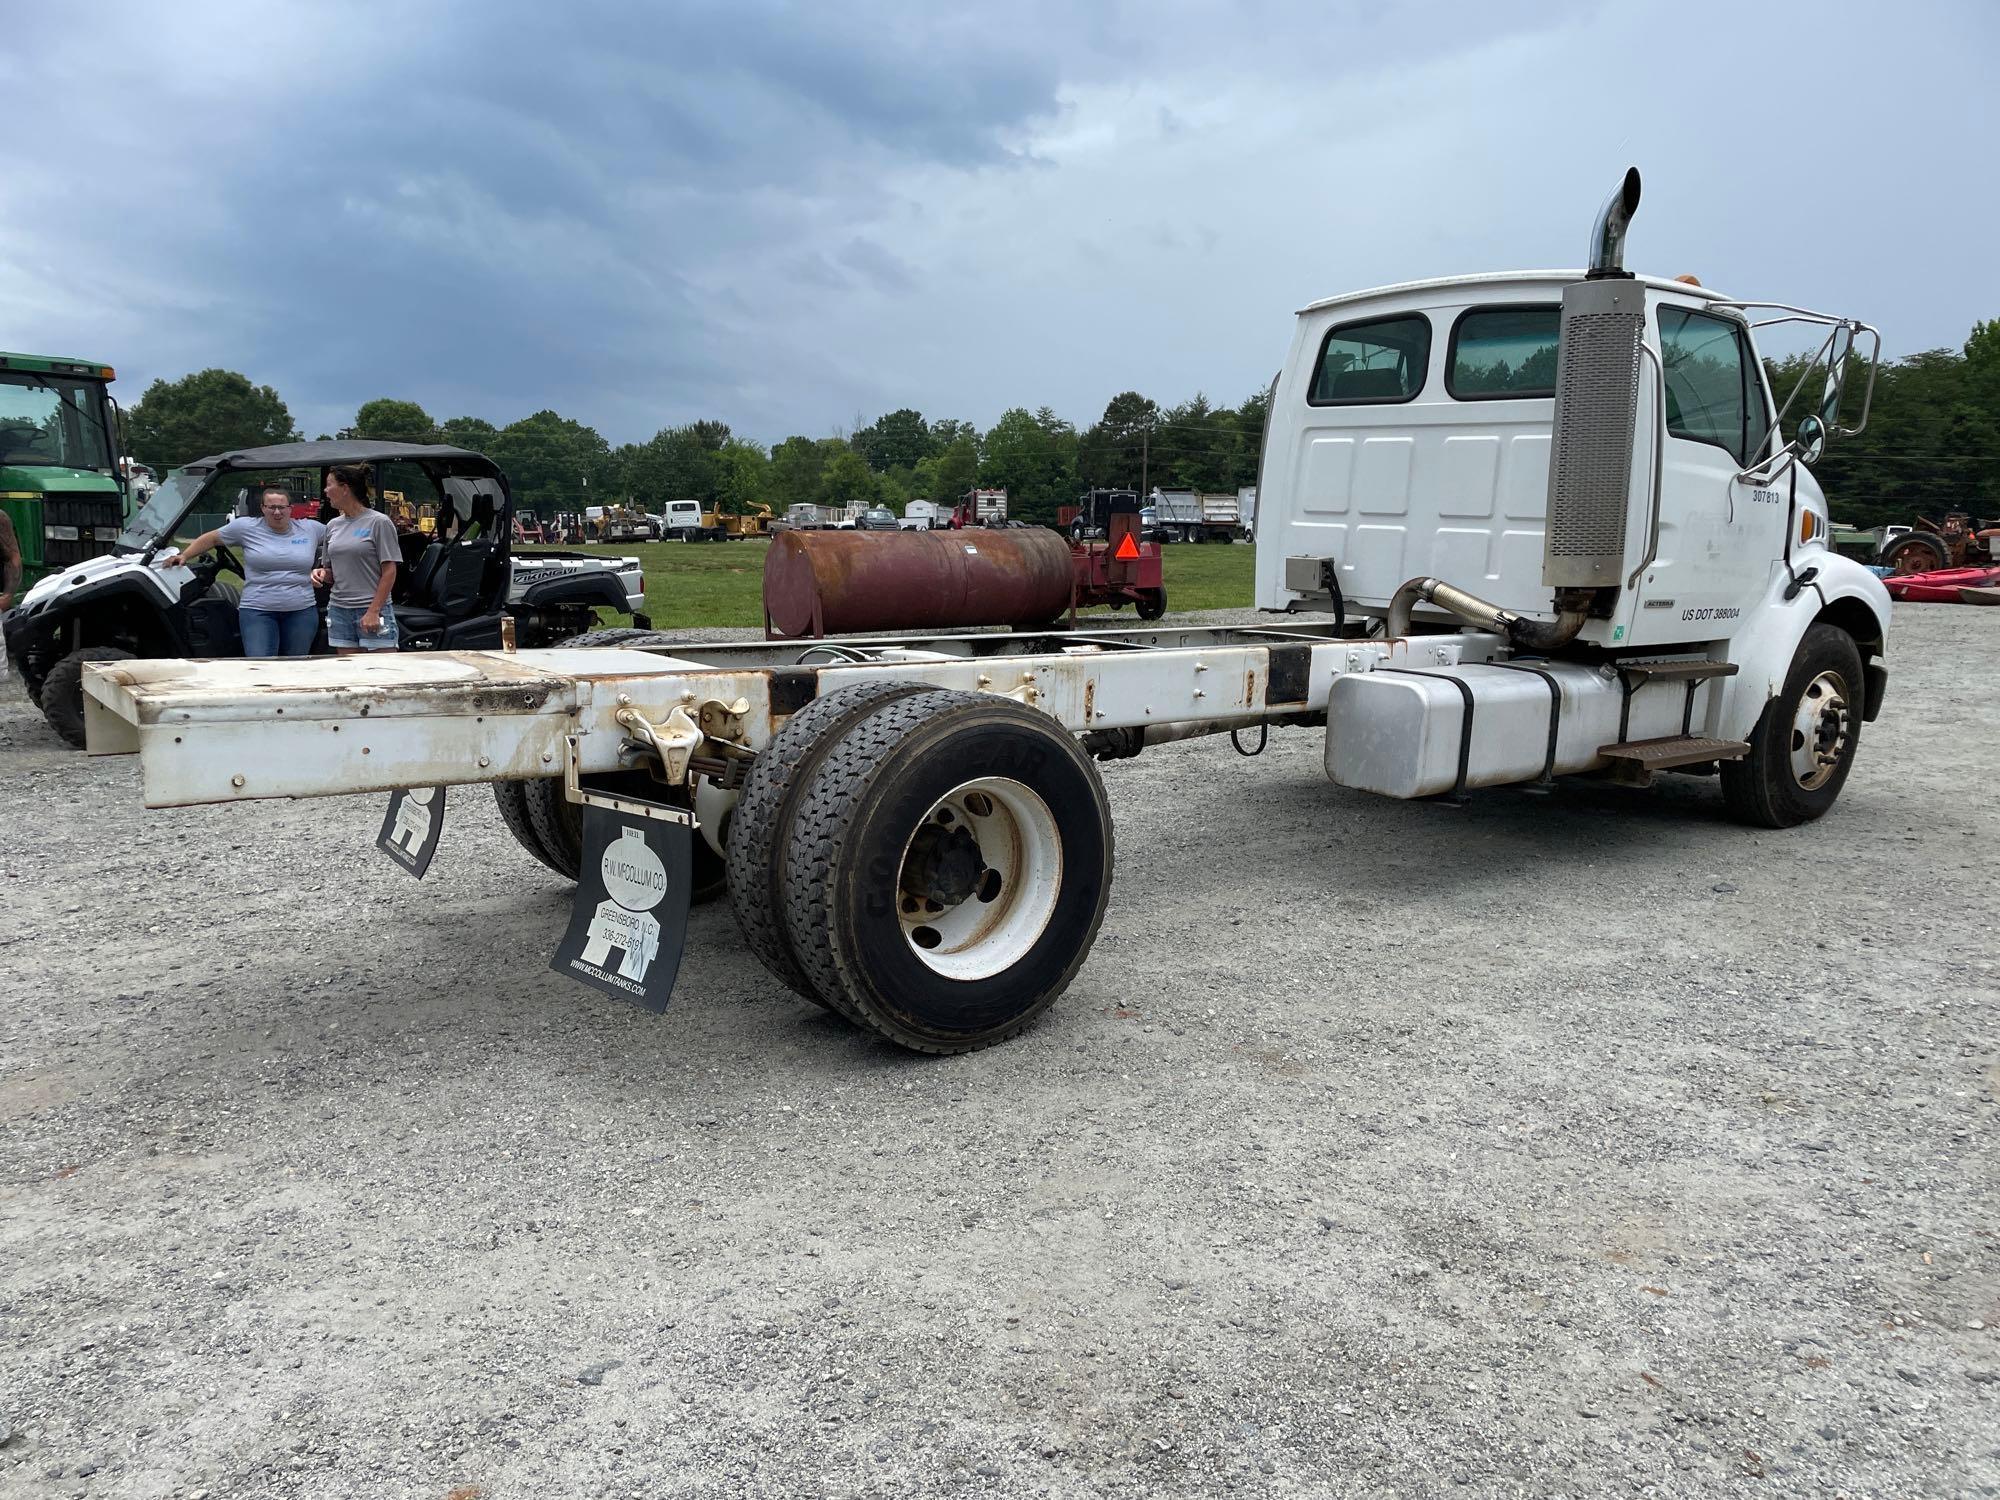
[{"x1": 326, "y1": 601, "x2": 400, "y2": 650}]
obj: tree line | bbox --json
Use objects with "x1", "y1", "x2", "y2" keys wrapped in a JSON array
[
  {"x1": 118, "y1": 315, "x2": 1996, "y2": 529},
  {"x1": 1766, "y1": 317, "x2": 1999, "y2": 529}
]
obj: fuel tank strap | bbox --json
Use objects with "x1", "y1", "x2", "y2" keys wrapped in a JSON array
[
  {"x1": 1372, "y1": 667, "x2": 1475, "y2": 800},
  {"x1": 1484, "y1": 661, "x2": 1563, "y2": 785}
]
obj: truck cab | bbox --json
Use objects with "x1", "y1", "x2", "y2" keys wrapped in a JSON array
[{"x1": 1257, "y1": 271, "x2": 1887, "y2": 742}]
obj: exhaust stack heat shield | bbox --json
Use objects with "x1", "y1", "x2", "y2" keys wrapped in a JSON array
[{"x1": 1542, "y1": 278, "x2": 1645, "y2": 588}]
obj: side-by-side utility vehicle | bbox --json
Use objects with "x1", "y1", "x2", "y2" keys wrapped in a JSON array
[
  {"x1": 76, "y1": 172, "x2": 1890, "y2": 1054},
  {"x1": 5, "y1": 440, "x2": 648, "y2": 745}
]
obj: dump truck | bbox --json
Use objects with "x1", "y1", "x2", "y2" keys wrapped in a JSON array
[
  {"x1": 1150, "y1": 488, "x2": 1240, "y2": 542},
  {"x1": 77, "y1": 170, "x2": 1890, "y2": 1056},
  {"x1": 0, "y1": 351, "x2": 126, "y2": 593}
]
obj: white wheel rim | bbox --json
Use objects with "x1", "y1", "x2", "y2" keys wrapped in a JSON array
[
  {"x1": 894, "y1": 777, "x2": 1062, "y2": 981},
  {"x1": 1788, "y1": 670, "x2": 1850, "y2": 791}
]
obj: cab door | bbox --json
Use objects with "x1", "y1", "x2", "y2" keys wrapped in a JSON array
[{"x1": 1627, "y1": 302, "x2": 1779, "y2": 647}]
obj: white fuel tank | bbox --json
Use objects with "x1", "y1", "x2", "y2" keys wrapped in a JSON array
[{"x1": 1325, "y1": 660, "x2": 1704, "y2": 799}]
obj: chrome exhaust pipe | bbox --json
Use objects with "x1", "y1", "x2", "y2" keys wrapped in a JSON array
[
  {"x1": 1586, "y1": 167, "x2": 1642, "y2": 278},
  {"x1": 1386, "y1": 576, "x2": 1592, "y2": 652}
]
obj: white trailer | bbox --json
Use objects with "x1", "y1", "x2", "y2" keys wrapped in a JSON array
[
  {"x1": 1238, "y1": 485, "x2": 1258, "y2": 539},
  {"x1": 79, "y1": 170, "x2": 1890, "y2": 1055},
  {"x1": 900, "y1": 500, "x2": 940, "y2": 531}
]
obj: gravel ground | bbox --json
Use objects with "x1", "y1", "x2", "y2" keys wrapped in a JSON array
[{"x1": 1, "y1": 605, "x2": 1995, "y2": 1500}]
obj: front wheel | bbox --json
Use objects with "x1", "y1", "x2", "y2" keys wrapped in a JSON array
[
  {"x1": 1720, "y1": 623, "x2": 1864, "y2": 828},
  {"x1": 40, "y1": 646, "x2": 136, "y2": 748},
  {"x1": 781, "y1": 690, "x2": 1114, "y2": 1053}
]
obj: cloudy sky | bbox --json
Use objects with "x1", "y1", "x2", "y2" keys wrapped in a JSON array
[{"x1": 4, "y1": 0, "x2": 1992, "y2": 447}]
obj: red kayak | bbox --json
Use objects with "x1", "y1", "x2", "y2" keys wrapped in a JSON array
[{"x1": 1883, "y1": 564, "x2": 2000, "y2": 603}]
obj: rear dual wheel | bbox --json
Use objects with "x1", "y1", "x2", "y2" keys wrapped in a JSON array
[
  {"x1": 493, "y1": 774, "x2": 727, "y2": 904},
  {"x1": 490, "y1": 627, "x2": 726, "y2": 900},
  {"x1": 737, "y1": 689, "x2": 1114, "y2": 1053}
]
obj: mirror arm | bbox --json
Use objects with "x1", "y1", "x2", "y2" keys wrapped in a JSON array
[
  {"x1": 1834, "y1": 323, "x2": 1881, "y2": 440},
  {"x1": 1738, "y1": 438, "x2": 1803, "y2": 489}
]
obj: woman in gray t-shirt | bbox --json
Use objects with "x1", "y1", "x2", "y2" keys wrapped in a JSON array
[
  {"x1": 159, "y1": 485, "x2": 326, "y2": 656},
  {"x1": 310, "y1": 464, "x2": 403, "y2": 653}
]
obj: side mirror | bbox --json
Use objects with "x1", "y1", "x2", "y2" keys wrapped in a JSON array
[
  {"x1": 1819, "y1": 324, "x2": 1853, "y2": 429},
  {"x1": 1795, "y1": 414, "x2": 1827, "y2": 465}
]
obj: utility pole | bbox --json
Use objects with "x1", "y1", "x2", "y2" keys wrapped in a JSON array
[{"x1": 1140, "y1": 425, "x2": 1149, "y2": 499}]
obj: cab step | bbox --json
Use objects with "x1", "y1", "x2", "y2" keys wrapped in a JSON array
[{"x1": 1597, "y1": 735, "x2": 1750, "y2": 770}]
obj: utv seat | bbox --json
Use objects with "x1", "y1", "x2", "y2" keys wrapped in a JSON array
[{"x1": 393, "y1": 540, "x2": 497, "y2": 638}]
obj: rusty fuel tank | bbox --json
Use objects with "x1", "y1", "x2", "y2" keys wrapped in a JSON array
[{"x1": 763, "y1": 527, "x2": 1075, "y2": 638}]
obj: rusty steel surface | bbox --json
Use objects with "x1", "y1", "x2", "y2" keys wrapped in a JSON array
[{"x1": 763, "y1": 528, "x2": 1074, "y2": 637}]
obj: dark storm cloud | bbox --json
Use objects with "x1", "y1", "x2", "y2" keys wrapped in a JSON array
[
  {"x1": 2, "y1": 0, "x2": 1063, "y2": 440},
  {"x1": 2, "y1": 1, "x2": 1993, "y2": 448}
]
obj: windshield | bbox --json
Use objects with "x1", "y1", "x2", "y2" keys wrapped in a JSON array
[
  {"x1": 117, "y1": 473, "x2": 207, "y2": 550},
  {"x1": 0, "y1": 372, "x2": 116, "y2": 471}
]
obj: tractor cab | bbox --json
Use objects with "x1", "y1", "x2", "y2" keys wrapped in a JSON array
[{"x1": 0, "y1": 353, "x2": 125, "y2": 590}]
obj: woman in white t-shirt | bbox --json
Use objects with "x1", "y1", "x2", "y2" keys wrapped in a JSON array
[{"x1": 159, "y1": 485, "x2": 326, "y2": 656}]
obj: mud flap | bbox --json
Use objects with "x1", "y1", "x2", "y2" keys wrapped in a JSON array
[
  {"x1": 377, "y1": 787, "x2": 446, "y2": 878},
  {"x1": 550, "y1": 802, "x2": 692, "y2": 1013}
]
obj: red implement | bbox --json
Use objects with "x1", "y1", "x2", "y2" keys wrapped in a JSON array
[{"x1": 1882, "y1": 564, "x2": 2000, "y2": 603}]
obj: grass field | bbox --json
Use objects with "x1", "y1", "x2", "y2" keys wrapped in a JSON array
[{"x1": 578, "y1": 534, "x2": 1258, "y2": 629}]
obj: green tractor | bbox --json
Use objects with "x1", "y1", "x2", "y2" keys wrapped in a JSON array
[{"x1": 0, "y1": 352, "x2": 126, "y2": 595}]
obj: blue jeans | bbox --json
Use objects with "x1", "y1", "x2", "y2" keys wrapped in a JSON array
[
  {"x1": 326, "y1": 601, "x2": 400, "y2": 650},
  {"x1": 239, "y1": 606, "x2": 319, "y2": 657}
]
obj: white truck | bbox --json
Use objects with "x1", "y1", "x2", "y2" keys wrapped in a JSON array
[
  {"x1": 76, "y1": 171, "x2": 1889, "y2": 1055},
  {"x1": 661, "y1": 499, "x2": 725, "y2": 542}
]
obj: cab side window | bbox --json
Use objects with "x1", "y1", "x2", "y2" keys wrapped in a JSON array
[
  {"x1": 1658, "y1": 307, "x2": 1768, "y2": 465},
  {"x1": 1309, "y1": 314, "x2": 1431, "y2": 405}
]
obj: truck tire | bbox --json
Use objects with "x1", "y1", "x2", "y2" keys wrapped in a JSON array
[
  {"x1": 1136, "y1": 589, "x2": 1168, "y2": 621},
  {"x1": 516, "y1": 772, "x2": 727, "y2": 903},
  {"x1": 497, "y1": 625, "x2": 722, "y2": 897},
  {"x1": 40, "y1": 646, "x2": 135, "y2": 748},
  {"x1": 1720, "y1": 623, "x2": 1864, "y2": 829},
  {"x1": 493, "y1": 780, "x2": 570, "y2": 878},
  {"x1": 782, "y1": 690, "x2": 1114, "y2": 1053},
  {"x1": 552, "y1": 627, "x2": 676, "y2": 650},
  {"x1": 725, "y1": 679, "x2": 935, "y2": 1011},
  {"x1": 1881, "y1": 532, "x2": 1948, "y2": 575}
]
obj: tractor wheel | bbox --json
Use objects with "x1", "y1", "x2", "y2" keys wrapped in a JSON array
[
  {"x1": 1136, "y1": 589, "x2": 1168, "y2": 621},
  {"x1": 1720, "y1": 623, "x2": 1864, "y2": 829},
  {"x1": 1882, "y1": 533, "x2": 1948, "y2": 575},
  {"x1": 781, "y1": 690, "x2": 1114, "y2": 1053},
  {"x1": 725, "y1": 679, "x2": 935, "y2": 1011},
  {"x1": 40, "y1": 646, "x2": 135, "y2": 749}
]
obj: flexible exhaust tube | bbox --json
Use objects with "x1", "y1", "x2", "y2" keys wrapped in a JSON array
[
  {"x1": 1587, "y1": 167, "x2": 1642, "y2": 277},
  {"x1": 1385, "y1": 576, "x2": 1591, "y2": 652}
]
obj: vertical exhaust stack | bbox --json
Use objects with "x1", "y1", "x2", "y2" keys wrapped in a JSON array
[
  {"x1": 1543, "y1": 168, "x2": 1648, "y2": 592},
  {"x1": 1586, "y1": 167, "x2": 1643, "y2": 279}
]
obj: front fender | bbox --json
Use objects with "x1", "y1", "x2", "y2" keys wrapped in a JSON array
[{"x1": 1717, "y1": 552, "x2": 1891, "y2": 736}]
